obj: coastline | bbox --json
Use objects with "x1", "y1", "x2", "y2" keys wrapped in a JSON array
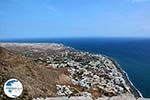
[
  {"x1": 107, "y1": 56, "x2": 143, "y2": 98},
  {"x1": 0, "y1": 42, "x2": 143, "y2": 98},
  {"x1": 64, "y1": 44, "x2": 143, "y2": 98},
  {"x1": 62, "y1": 43, "x2": 143, "y2": 98}
]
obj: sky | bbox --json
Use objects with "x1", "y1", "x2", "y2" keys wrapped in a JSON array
[{"x1": 0, "y1": 0, "x2": 150, "y2": 39}]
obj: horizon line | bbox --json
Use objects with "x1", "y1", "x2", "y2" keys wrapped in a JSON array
[{"x1": 1, "y1": 37, "x2": 150, "y2": 40}]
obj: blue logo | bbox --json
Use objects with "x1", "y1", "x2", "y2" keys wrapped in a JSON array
[{"x1": 4, "y1": 79, "x2": 23, "y2": 98}]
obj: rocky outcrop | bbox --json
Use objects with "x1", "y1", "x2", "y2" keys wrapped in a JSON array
[{"x1": 33, "y1": 93, "x2": 148, "y2": 100}]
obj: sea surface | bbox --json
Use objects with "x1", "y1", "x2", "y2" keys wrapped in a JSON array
[{"x1": 1, "y1": 38, "x2": 150, "y2": 97}]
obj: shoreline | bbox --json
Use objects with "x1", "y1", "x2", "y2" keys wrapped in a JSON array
[
  {"x1": 107, "y1": 56, "x2": 143, "y2": 98},
  {"x1": 0, "y1": 42, "x2": 143, "y2": 98}
]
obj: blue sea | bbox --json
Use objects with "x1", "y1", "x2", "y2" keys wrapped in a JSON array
[{"x1": 1, "y1": 38, "x2": 150, "y2": 97}]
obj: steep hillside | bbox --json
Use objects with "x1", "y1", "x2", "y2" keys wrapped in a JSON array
[{"x1": 0, "y1": 47, "x2": 72, "y2": 99}]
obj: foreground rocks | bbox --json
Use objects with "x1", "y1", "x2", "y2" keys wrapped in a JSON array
[
  {"x1": 33, "y1": 93, "x2": 148, "y2": 100},
  {"x1": 33, "y1": 94, "x2": 137, "y2": 100},
  {"x1": 33, "y1": 93, "x2": 150, "y2": 100},
  {"x1": 0, "y1": 43, "x2": 143, "y2": 99}
]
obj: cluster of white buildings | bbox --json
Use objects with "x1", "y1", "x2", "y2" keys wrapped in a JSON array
[
  {"x1": 4, "y1": 43, "x2": 131, "y2": 98},
  {"x1": 42, "y1": 50, "x2": 131, "y2": 97}
]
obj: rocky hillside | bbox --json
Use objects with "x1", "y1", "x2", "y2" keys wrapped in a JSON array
[
  {"x1": 0, "y1": 46, "x2": 72, "y2": 99},
  {"x1": 0, "y1": 43, "x2": 142, "y2": 100}
]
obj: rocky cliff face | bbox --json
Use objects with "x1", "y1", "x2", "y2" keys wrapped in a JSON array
[{"x1": 0, "y1": 43, "x2": 142, "y2": 100}]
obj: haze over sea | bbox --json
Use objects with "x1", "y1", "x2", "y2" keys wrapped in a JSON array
[{"x1": 1, "y1": 38, "x2": 150, "y2": 97}]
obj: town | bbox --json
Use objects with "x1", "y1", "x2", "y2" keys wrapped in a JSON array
[{"x1": 0, "y1": 43, "x2": 141, "y2": 99}]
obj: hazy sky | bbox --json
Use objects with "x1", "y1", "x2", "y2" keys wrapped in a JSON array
[{"x1": 0, "y1": 0, "x2": 150, "y2": 39}]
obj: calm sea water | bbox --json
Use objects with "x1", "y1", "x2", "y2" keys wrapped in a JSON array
[{"x1": 1, "y1": 38, "x2": 150, "y2": 97}]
